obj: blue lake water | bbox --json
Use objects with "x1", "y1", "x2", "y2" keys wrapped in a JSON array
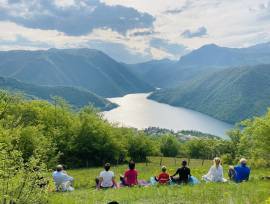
[{"x1": 103, "y1": 93, "x2": 233, "y2": 139}]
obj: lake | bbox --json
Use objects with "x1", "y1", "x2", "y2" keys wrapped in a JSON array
[{"x1": 102, "y1": 93, "x2": 233, "y2": 139}]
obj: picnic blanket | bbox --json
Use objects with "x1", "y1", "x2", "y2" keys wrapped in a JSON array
[{"x1": 150, "y1": 176, "x2": 200, "y2": 186}]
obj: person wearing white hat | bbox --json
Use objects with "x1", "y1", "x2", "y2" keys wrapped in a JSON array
[
  {"x1": 52, "y1": 164, "x2": 74, "y2": 192},
  {"x1": 228, "y1": 158, "x2": 250, "y2": 183}
]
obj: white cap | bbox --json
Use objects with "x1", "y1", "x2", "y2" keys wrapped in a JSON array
[{"x1": 240, "y1": 158, "x2": 247, "y2": 164}]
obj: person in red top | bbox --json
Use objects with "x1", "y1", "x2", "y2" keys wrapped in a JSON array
[
  {"x1": 121, "y1": 161, "x2": 138, "y2": 186},
  {"x1": 156, "y1": 166, "x2": 170, "y2": 184}
]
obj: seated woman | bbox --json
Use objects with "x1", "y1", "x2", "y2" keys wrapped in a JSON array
[
  {"x1": 155, "y1": 166, "x2": 170, "y2": 184},
  {"x1": 171, "y1": 160, "x2": 191, "y2": 184},
  {"x1": 202, "y1": 157, "x2": 227, "y2": 182},
  {"x1": 96, "y1": 163, "x2": 117, "y2": 189},
  {"x1": 228, "y1": 158, "x2": 250, "y2": 183},
  {"x1": 120, "y1": 161, "x2": 138, "y2": 186}
]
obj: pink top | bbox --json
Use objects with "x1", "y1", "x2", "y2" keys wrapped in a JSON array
[{"x1": 124, "y1": 169, "x2": 138, "y2": 185}]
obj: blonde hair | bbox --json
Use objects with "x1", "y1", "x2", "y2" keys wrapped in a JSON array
[
  {"x1": 161, "y1": 166, "x2": 167, "y2": 172},
  {"x1": 213, "y1": 157, "x2": 221, "y2": 166}
]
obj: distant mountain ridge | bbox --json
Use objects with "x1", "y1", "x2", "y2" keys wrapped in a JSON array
[
  {"x1": 178, "y1": 43, "x2": 270, "y2": 67},
  {"x1": 0, "y1": 48, "x2": 153, "y2": 97},
  {"x1": 0, "y1": 76, "x2": 116, "y2": 110},
  {"x1": 127, "y1": 42, "x2": 270, "y2": 88},
  {"x1": 126, "y1": 59, "x2": 177, "y2": 87},
  {"x1": 149, "y1": 64, "x2": 270, "y2": 123}
]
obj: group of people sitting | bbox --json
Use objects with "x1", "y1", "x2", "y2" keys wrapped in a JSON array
[{"x1": 52, "y1": 157, "x2": 250, "y2": 191}]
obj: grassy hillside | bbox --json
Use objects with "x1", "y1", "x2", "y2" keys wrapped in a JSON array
[
  {"x1": 0, "y1": 76, "x2": 116, "y2": 110},
  {"x1": 0, "y1": 49, "x2": 153, "y2": 97},
  {"x1": 49, "y1": 157, "x2": 270, "y2": 204},
  {"x1": 149, "y1": 64, "x2": 270, "y2": 123}
]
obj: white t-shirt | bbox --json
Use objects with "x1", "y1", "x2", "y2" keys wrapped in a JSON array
[{"x1": 99, "y1": 170, "x2": 114, "y2": 187}]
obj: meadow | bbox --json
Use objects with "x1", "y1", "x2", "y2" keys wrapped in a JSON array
[{"x1": 49, "y1": 157, "x2": 270, "y2": 204}]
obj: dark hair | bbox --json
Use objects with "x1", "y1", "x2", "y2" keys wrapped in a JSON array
[
  {"x1": 104, "y1": 163, "x2": 111, "y2": 171},
  {"x1": 128, "y1": 161, "x2": 135, "y2": 170},
  {"x1": 182, "y1": 160, "x2": 187, "y2": 166}
]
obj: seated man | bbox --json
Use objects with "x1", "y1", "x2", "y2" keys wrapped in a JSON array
[
  {"x1": 97, "y1": 163, "x2": 117, "y2": 189},
  {"x1": 171, "y1": 160, "x2": 191, "y2": 184},
  {"x1": 229, "y1": 158, "x2": 250, "y2": 183},
  {"x1": 52, "y1": 165, "x2": 74, "y2": 192}
]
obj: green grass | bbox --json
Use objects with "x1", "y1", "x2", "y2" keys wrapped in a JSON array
[{"x1": 49, "y1": 157, "x2": 270, "y2": 204}]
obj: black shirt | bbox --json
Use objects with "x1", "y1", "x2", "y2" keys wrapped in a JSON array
[{"x1": 172, "y1": 167, "x2": 191, "y2": 183}]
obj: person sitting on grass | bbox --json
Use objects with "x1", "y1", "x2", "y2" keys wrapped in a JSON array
[
  {"x1": 202, "y1": 157, "x2": 227, "y2": 182},
  {"x1": 96, "y1": 163, "x2": 117, "y2": 189},
  {"x1": 53, "y1": 164, "x2": 74, "y2": 192},
  {"x1": 120, "y1": 161, "x2": 138, "y2": 186},
  {"x1": 155, "y1": 166, "x2": 170, "y2": 184},
  {"x1": 171, "y1": 160, "x2": 191, "y2": 184},
  {"x1": 228, "y1": 158, "x2": 250, "y2": 183}
]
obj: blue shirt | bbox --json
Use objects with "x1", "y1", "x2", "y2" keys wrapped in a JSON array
[{"x1": 234, "y1": 165, "x2": 250, "y2": 182}]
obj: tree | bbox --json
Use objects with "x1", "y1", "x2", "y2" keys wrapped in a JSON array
[
  {"x1": 160, "y1": 135, "x2": 180, "y2": 157},
  {"x1": 237, "y1": 109, "x2": 270, "y2": 167},
  {"x1": 127, "y1": 132, "x2": 154, "y2": 162}
]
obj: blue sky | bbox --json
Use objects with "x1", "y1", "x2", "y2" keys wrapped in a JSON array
[{"x1": 0, "y1": 0, "x2": 270, "y2": 63}]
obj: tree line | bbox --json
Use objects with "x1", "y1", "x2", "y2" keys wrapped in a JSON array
[{"x1": 0, "y1": 90, "x2": 269, "y2": 169}]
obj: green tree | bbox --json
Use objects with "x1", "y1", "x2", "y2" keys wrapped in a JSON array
[{"x1": 160, "y1": 135, "x2": 179, "y2": 157}]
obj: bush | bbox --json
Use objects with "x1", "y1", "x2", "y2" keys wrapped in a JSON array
[{"x1": 0, "y1": 143, "x2": 48, "y2": 204}]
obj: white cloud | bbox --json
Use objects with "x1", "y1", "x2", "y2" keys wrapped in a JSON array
[
  {"x1": 102, "y1": 0, "x2": 270, "y2": 49},
  {"x1": 54, "y1": 0, "x2": 75, "y2": 7},
  {"x1": 1, "y1": 0, "x2": 270, "y2": 62}
]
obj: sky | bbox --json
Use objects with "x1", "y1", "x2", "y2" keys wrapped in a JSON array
[{"x1": 0, "y1": 0, "x2": 270, "y2": 63}]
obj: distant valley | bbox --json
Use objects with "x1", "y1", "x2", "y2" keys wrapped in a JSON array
[{"x1": 1, "y1": 42, "x2": 270, "y2": 124}]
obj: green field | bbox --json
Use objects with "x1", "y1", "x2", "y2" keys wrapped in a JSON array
[{"x1": 49, "y1": 157, "x2": 270, "y2": 204}]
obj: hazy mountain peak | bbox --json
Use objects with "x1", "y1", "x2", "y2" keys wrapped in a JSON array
[{"x1": 0, "y1": 49, "x2": 153, "y2": 97}]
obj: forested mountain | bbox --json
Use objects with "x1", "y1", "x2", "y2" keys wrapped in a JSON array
[
  {"x1": 0, "y1": 49, "x2": 153, "y2": 97},
  {"x1": 0, "y1": 76, "x2": 116, "y2": 110},
  {"x1": 178, "y1": 43, "x2": 270, "y2": 67},
  {"x1": 149, "y1": 64, "x2": 270, "y2": 123},
  {"x1": 126, "y1": 59, "x2": 177, "y2": 87},
  {"x1": 128, "y1": 42, "x2": 270, "y2": 88}
]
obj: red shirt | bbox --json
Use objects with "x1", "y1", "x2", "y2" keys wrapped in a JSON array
[
  {"x1": 124, "y1": 169, "x2": 138, "y2": 186},
  {"x1": 158, "y1": 172, "x2": 169, "y2": 184}
]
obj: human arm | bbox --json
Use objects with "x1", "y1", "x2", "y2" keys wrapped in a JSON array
[
  {"x1": 97, "y1": 177, "x2": 103, "y2": 189},
  {"x1": 220, "y1": 166, "x2": 224, "y2": 179},
  {"x1": 112, "y1": 177, "x2": 118, "y2": 188},
  {"x1": 205, "y1": 166, "x2": 214, "y2": 178},
  {"x1": 171, "y1": 169, "x2": 179, "y2": 177},
  {"x1": 135, "y1": 171, "x2": 138, "y2": 184}
]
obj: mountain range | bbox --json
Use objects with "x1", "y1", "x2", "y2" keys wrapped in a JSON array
[
  {"x1": 0, "y1": 76, "x2": 116, "y2": 110},
  {"x1": 149, "y1": 64, "x2": 270, "y2": 123},
  {"x1": 0, "y1": 48, "x2": 153, "y2": 98},
  {"x1": 128, "y1": 42, "x2": 270, "y2": 88}
]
